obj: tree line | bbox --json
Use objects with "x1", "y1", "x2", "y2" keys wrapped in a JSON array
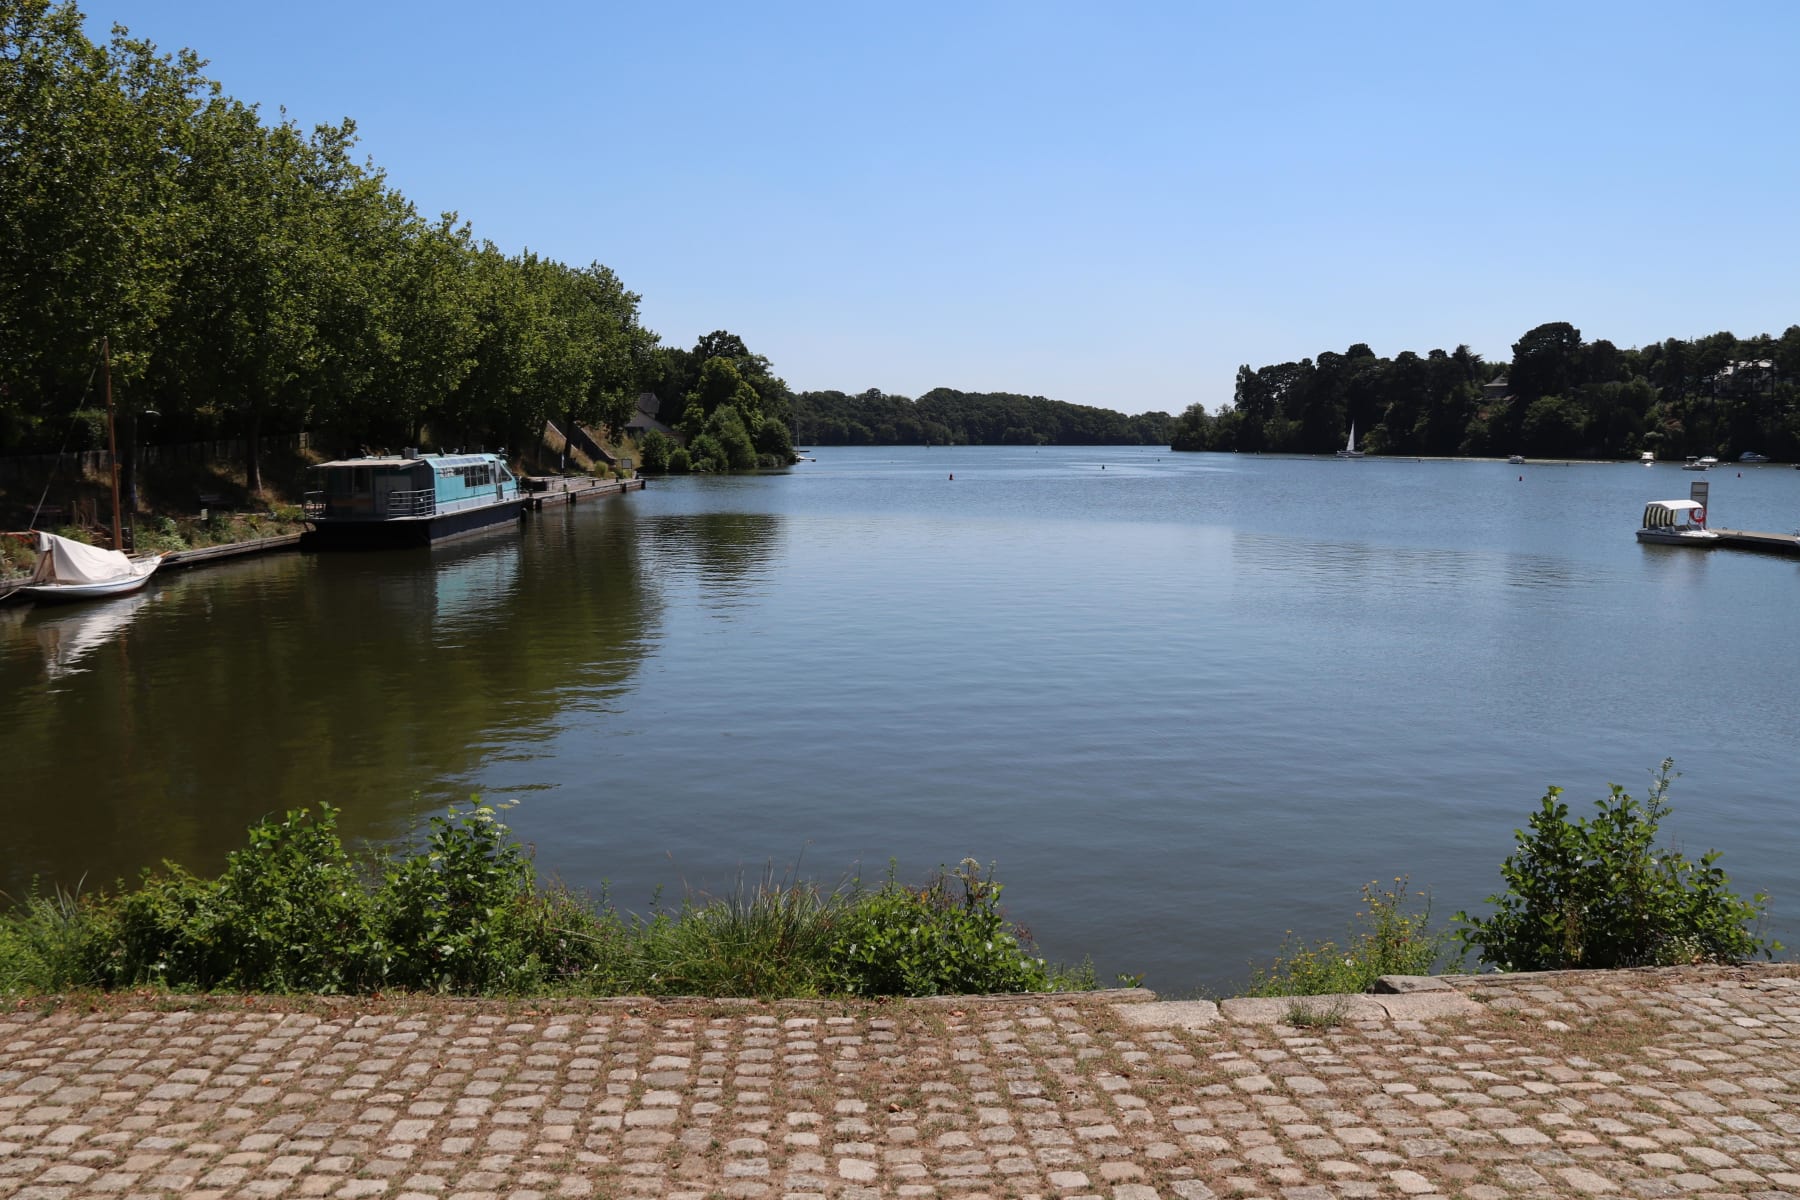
[
  {"x1": 792, "y1": 388, "x2": 1170, "y2": 447},
  {"x1": 1170, "y1": 323, "x2": 1800, "y2": 460},
  {"x1": 0, "y1": 2, "x2": 803, "y2": 488}
]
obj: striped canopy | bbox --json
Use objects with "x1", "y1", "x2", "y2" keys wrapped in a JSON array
[{"x1": 1642, "y1": 500, "x2": 1703, "y2": 528}]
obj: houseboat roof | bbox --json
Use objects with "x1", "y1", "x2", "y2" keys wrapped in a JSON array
[{"x1": 313, "y1": 452, "x2": 504, "y2": 470}]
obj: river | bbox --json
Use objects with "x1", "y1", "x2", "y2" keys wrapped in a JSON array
[{"x1": 5, "y1": 446, "x2": 1796, "y2": 992}]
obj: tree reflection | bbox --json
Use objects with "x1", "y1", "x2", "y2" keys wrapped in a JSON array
[{"x1": 0, "y1": 508, "x2": 655, "y2": 899}]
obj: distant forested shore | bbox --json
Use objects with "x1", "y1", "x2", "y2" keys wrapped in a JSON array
[
  {"x1": 1171, "y1": 323, "x2": 1800, "y2": 461},
  {"x1": 791, "y1": 388, "x2": 1170, "y2": 447}
]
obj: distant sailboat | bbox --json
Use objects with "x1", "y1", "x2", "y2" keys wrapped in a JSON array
[{"x1": 1335, "y1": 423, "x2": 1365, "y2": 459}]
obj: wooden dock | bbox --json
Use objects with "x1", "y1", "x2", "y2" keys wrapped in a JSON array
[
  {"x1": 162, "y1": 532, "x2": 303, "y2": 569},
  {"x1": 522, "y1": 476, "x2": 644, "y2": 510},
  {"x1": 1711, "y1": 527, "x2": 1800, "y2": 556}
]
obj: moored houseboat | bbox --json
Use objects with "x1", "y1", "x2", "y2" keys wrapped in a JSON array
[{"x1": 302, "y1": 452, "x2": 526, "y2": 548}]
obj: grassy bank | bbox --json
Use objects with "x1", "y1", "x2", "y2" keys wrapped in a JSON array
[{"x1": 0, "y1": 802, "x2": 1093, "y2": 999}]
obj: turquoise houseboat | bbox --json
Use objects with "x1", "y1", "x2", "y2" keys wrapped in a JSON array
[{"x1": 301, "y1": 452, "x2": 526, "y2": 547}]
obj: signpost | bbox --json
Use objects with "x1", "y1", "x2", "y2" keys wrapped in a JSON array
[{"x1": 1689, "y1": 478, "x2": 1709, "y2": 526}]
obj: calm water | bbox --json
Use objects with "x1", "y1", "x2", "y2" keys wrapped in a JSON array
[{"x1": 5, "y1": 447, "x2": 1798, "y2": 992}]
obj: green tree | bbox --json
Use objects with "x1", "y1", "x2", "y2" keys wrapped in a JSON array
[
  {"x1": 1509, "y1": 322, "x2": 1584, "y2": 403},
  {"x1": 0, "y1": 2, "x2": 209, "y2": 442},
  {"x1": 702, "y1": 404, "x2": 758, "y2": 470},
  {"x1": 637, "y1": 428, "x2": 671, "y2": 473}
]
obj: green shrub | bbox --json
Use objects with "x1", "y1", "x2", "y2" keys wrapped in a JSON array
[
  {"x1": 826, "y1": 860, "x2": 1053, "y2": 997},
  {"x1": 687, "y1": 433, "x2": 726, "y2": 473},
  {"x1": 91, "y1": 804, "x2": 376, "y2": 992},
  {"x1": 752, "y1": 414, "x2": 794, "y2": 464},
  {"x1": 375, "y1": 801, "x2": 538, "y2": 992},
  {"x1": 132, "y1": 516, "x2": 189, "y2": 553},
  {"x1": 1456, "y1": 760, "x2": 1779, "y2": 971},
  {"x1": 666, "y1": 446, "x2": 692, "y2": 474},
  {"x1": 1246, "y1": 877, "x2": 1447, "y2": 996}
]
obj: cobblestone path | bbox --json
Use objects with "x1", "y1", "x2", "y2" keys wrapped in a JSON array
[{"x1": 1, "y1": 965, "x2": 1796, "y2": 1200}]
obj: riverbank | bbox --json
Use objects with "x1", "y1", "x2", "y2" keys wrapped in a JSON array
[
  {"x1": 3, "y1": 963, "x2": 1796, "y2": 1198},
  {"x1": 0, "y1": 475, "x2": 643, "y2": 603}
]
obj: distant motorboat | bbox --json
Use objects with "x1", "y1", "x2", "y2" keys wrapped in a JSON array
[
  {"x1": 1640, "y1": 451, "x2": 1655, "y2": 464},
  {"x1": 1335, "y1": 424, "x2": 1365, "y2": 459},
  {"x1": 1507, "y1": 454, "x2": 1526, "y2": 465},
  {"x1": 1738, "y1": 451, "x2": 1769, "y2": 463},
  {"x1": 1682, "y1": 456, "x2": 1709, "y2": 471}
]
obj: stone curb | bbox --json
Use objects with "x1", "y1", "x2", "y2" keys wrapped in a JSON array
[{"x1": 1114, "y1": 989, "x2": 1481, "y2": 1029}]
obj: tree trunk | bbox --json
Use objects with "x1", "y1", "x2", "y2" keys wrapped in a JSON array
[{"x1": 245, "y1": 403, "x2": 263, "y2": 496}]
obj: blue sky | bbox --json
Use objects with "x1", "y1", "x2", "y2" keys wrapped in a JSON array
[{"x1": 85, "y1": 1, "x2": 1800, "y2": 413}]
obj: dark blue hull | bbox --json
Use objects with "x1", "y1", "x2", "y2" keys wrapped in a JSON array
[{"x1": 301, "y1": 497, "x2": 528, "y2": 550}]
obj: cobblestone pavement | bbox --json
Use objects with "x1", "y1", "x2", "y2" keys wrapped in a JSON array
[{"x1": 2, "y1": 965, "x2": 1797, "y2": 1200}]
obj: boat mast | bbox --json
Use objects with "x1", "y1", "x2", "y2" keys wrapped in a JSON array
[{"x1": 103, "y1": 335, "x2": 123, "y2": 550}]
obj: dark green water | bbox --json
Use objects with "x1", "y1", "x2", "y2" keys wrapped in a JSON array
[{"x1": 5, "y1": 447, "x2": 1798, "y2": 991}]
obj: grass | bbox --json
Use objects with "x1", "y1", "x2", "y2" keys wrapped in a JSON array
[
  {"x1": 1244, "y1": 877, "x2": 1450, "y2": 997},
  {"x1": 1283, "y1": 996, "x2": 1349, "y2": 1028},
  {"x1": 1452, "y1": 996, "x2": 1673, "y2": 1062}
]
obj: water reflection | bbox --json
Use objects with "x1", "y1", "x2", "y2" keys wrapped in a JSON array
[
  {"x1": 14, "y1": 589, "x2": 158, "y2": 682},
  {"x1": 431, "y1": 538, "x2": 522, "y2": 631},
  {"x1": 0, "y1": 509, "x2": 657, "y2": 900},
  {"x1": 640, "y1": 512, "x2": 783, "y2": 615}
]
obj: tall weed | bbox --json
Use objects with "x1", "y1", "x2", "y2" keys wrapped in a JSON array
[{"x1": 1246, "y1": 877, "x2": 1447, "y2": 996}]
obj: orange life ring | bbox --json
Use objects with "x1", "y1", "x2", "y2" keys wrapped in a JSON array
[{"x1": 1693, "y1": 507, "x2": 1706, "y2": 524}]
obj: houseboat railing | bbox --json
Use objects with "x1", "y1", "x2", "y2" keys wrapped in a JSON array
[
  {"x1": 383, "y1": 488, "x2": 435, "y2": 517},
  {"x1": 300, "y1": 488, "x2": 436, "y2": 520}
]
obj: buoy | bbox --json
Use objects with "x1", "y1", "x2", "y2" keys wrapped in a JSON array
[
  {"x1": 949, "y1": 474, "x2": 954, "y2": 481},
  {"x1": 1518, "y1": 475, "x2": 1523, "y2": 481}
]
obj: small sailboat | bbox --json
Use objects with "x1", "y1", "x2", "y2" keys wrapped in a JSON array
[
  {"x1": 13, "y1": 531, "x2": 162, "y2": 603},
  {"x1": 1335, "y1": 423, "x2": 1365, "y2": 459},
  {"x1": 6, "y1": 336, "x2": 163, "y2": 603}
]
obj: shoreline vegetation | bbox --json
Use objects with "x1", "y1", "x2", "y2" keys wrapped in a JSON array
[
  {"x1": 0, "y1": 801, "x2": 1096, "y2": 1000},
  {"x1": 0, "y1": 763, "x2": 1778, "y2": 1002},
  {"x1": 1169, "y1": 324, "x2": 1800, "y2": 461}
]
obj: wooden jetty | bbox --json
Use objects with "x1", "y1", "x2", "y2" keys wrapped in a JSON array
[
  {"x1": 1711, "y1": 527, "x2": 1800, "y2": 556},
  {"x1": 522, "y1": 475, "x2": 644, "y2": 510},
  {"x1": 163, "y1": 532, "x2": 303, "y2": 569}
]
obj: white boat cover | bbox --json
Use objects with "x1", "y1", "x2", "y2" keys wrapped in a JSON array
[{"x1": 29, "y1": 531, "x2": 140, "y2": 585}]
